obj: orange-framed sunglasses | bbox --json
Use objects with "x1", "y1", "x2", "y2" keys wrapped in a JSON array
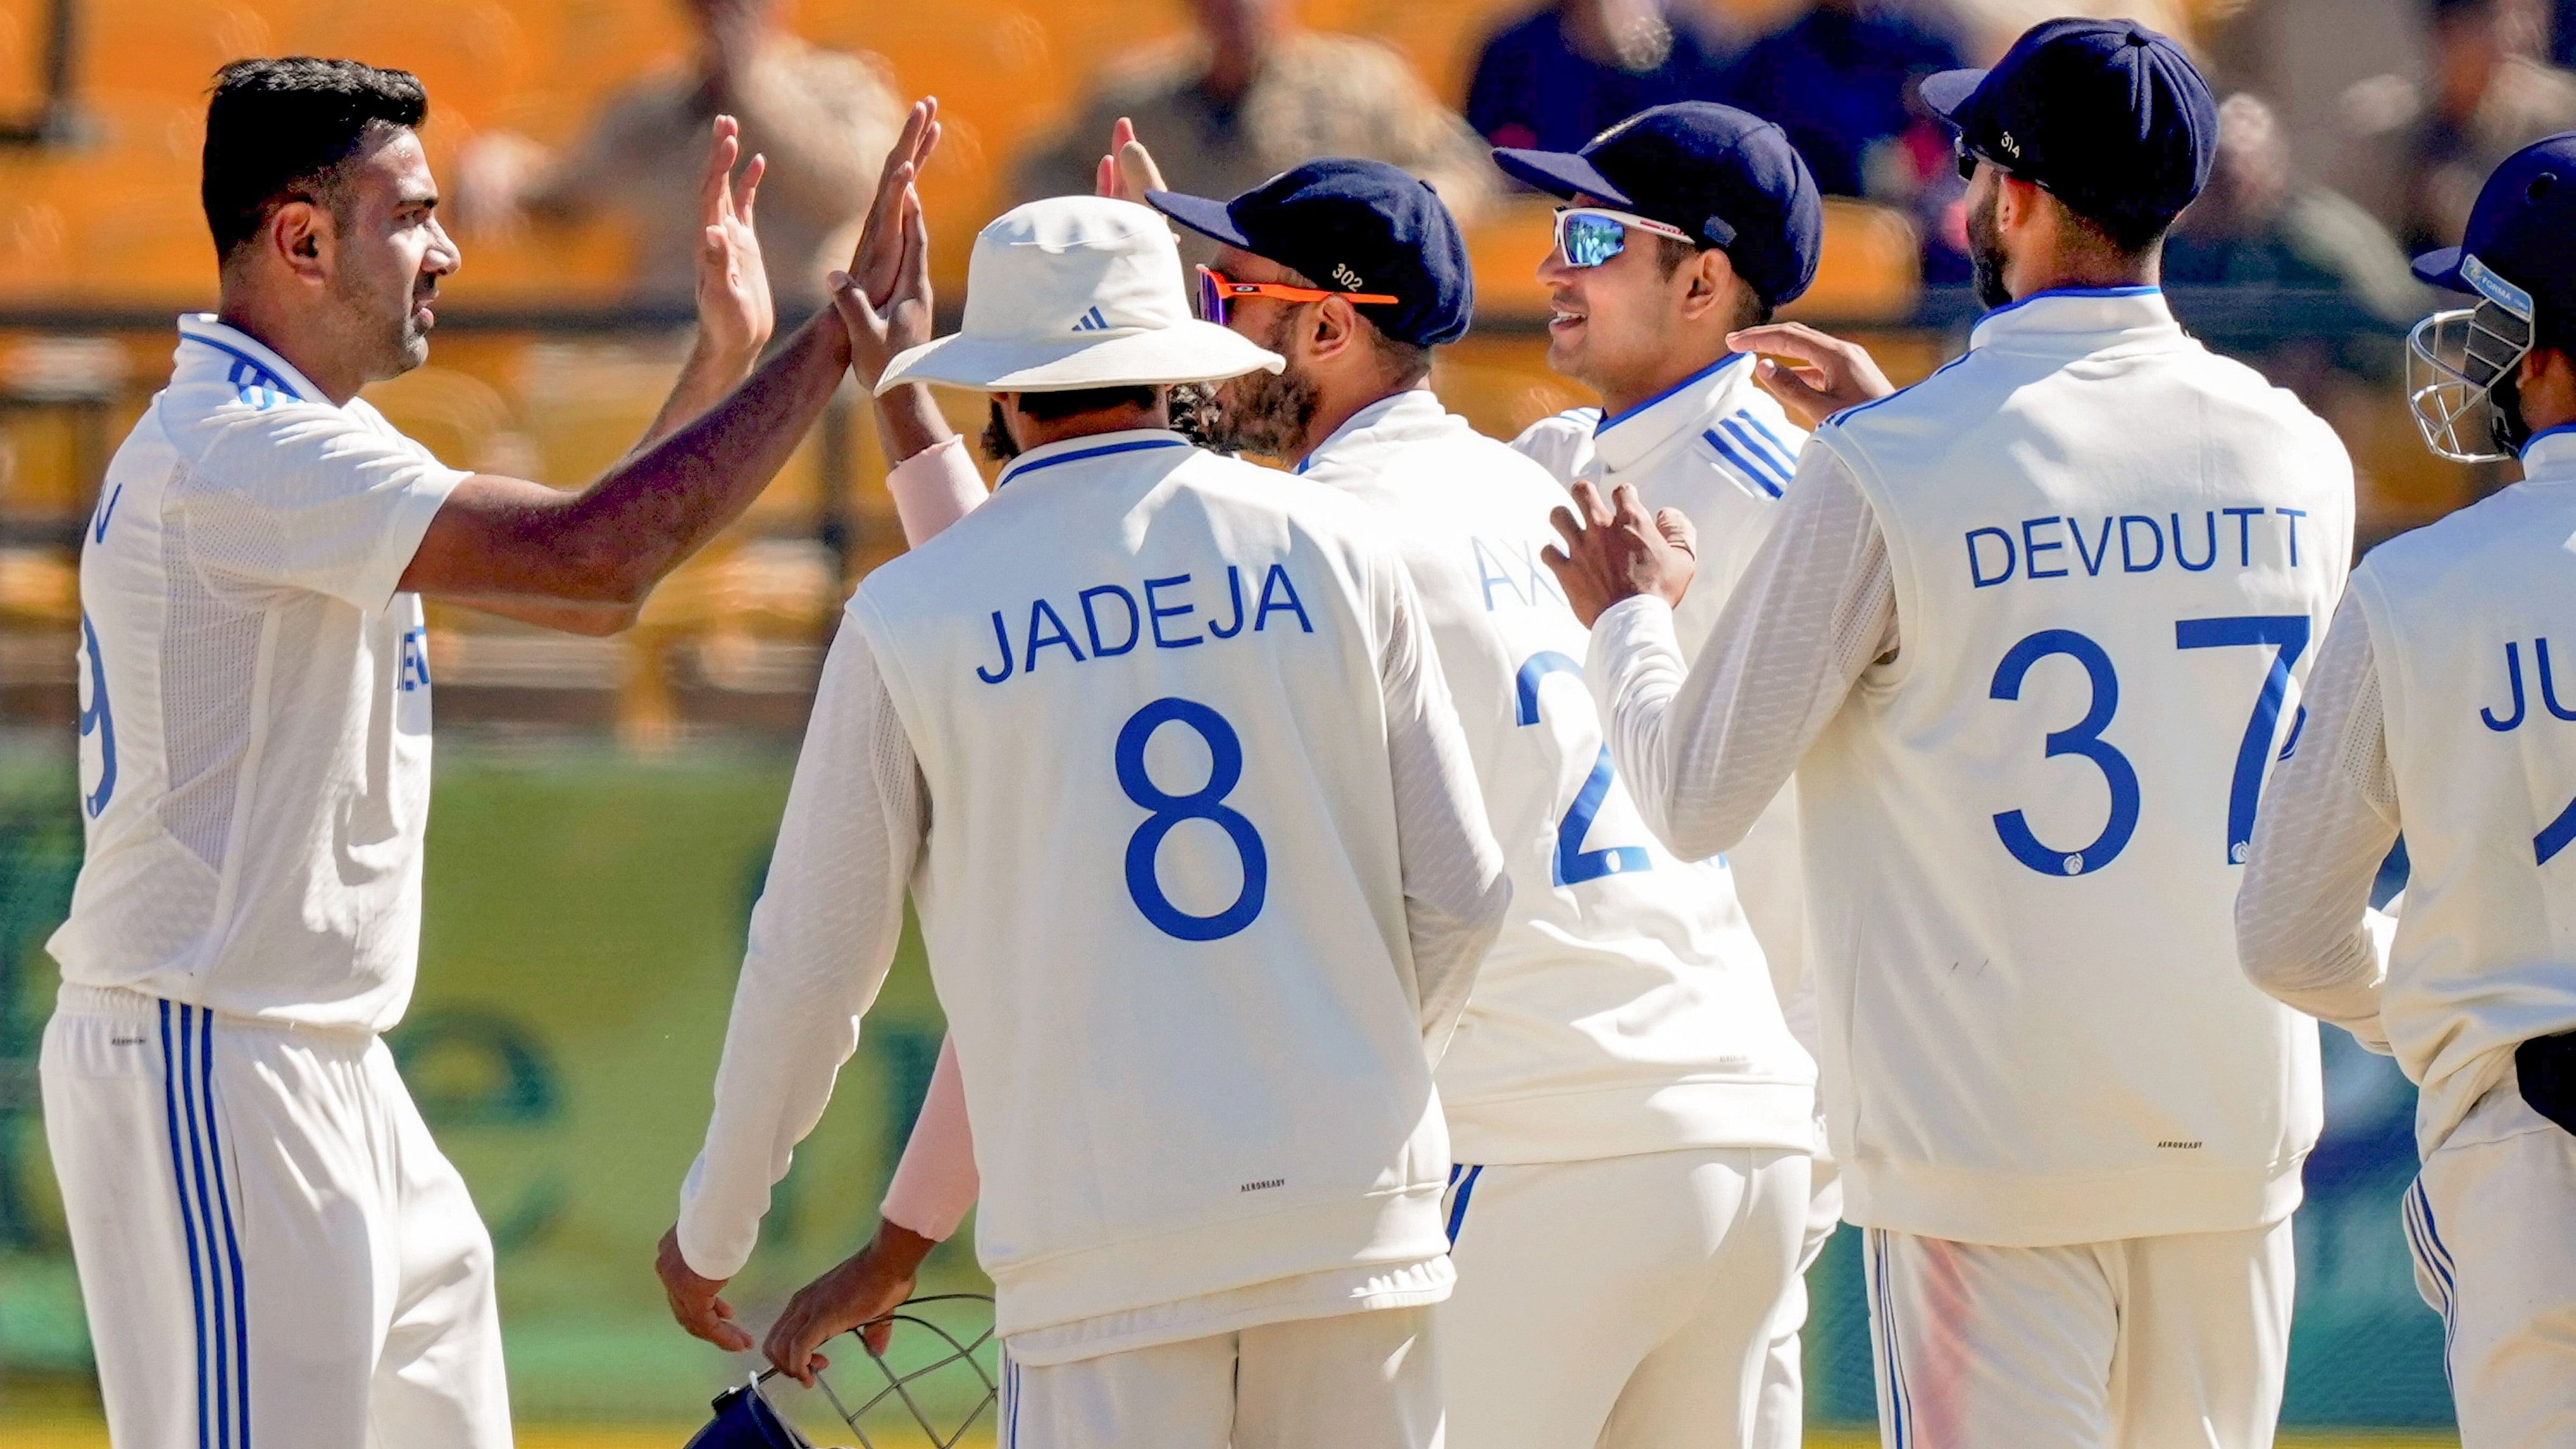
[{"x1": 1193, "y1": 265, "x2": 1397, "y2": 325}]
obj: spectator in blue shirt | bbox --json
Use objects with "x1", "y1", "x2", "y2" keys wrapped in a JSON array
[
  {"x1": 1465, "y1": 0, "x2": 1739, "y2": 154},
  {"x1": 1717, "y1": 0, "x2": 1962, "y2": 199}
]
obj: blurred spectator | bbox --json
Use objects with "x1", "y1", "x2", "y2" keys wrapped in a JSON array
[
  {"x1": 2335, "y1": 0, "x2": 2576, "y2": 254},
  {"x1": 456, "y1": 0, "x2": 901, "y2": 308},
  {"x1": 1716, "y1": 0, "x2": 1963, "y2": 201},
  {"x1": 1016, "y1": 0, "x2": 1495, "y2": 221},
  {"x1": 2166, "y1": 94, "x2": 2428, "y2": 328},
  {"x1": 1941, "y1": 0, "x2": 2197, "y2": 58},
  {"x1": 1464, "y1": 0, "x2": 1738, "y2": 154}
]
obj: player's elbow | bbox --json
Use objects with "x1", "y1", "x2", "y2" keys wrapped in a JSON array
[{"x1": 563, "y1": 602, "x2": 646, "y2": 637}]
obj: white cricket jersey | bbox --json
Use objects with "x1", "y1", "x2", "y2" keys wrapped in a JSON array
[
  {"x1": 48, "y1": 315, "x2": 461, "y2": 1031},
  {"x1": 2342, "y1": 427, "x2": 2576, "y2": 1154},
  {"x1": 1592, "y1": 289, "x2": 2354, "y2": 1246},
  {"x1": 1301, "y1": 391, "x2": 1813, "y2": 1165},
  {"x1": 1510, "y1": 353, "x2": 1808, "y2": 653},
  {"x1": 678, "y1": 429, "x2": 1511, "y2": 1356},
  {"x1": 1511, "y1": 358, "x2": 1820, "y2": 1050}
]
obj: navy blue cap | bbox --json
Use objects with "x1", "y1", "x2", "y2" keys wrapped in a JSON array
[
  {"x1": 1923, "y1": 17, "x2": 2216, "y2": 239},
  {"x1": 1491, "y1": 103, "x2": 1822, "y2": 308},
  {"x1": 2414, "y1": 132, "x2": 2576, "y2": 323},
  {"x1": 1147, "y1": 159, "x2": 1473, "y2": 348}
]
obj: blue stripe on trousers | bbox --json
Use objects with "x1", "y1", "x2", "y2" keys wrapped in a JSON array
[
  {"x1": 161, "y1": 1001, "x2": 213, "y2": 1449},
  {"x1": 197, "y1": 1007, "x2": 250, "y2": 1446}
]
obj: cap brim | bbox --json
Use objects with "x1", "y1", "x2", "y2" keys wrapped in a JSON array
[
  {"x1": 1919, "y1": 68, "x2": 1987, "y2": 129},
  {"x1": 875, "y1": 321, "x2": 1285, "y2": 396},
  {"x1": 1144, "y1": 189, "x2": 1253, "y2": 249},
  {"x1": 1489, "y1": 147, "x2": 1633, "y2": 208},
  {"x1": 2411, "y1": 245, "x2": 2469, "y2": 292}
]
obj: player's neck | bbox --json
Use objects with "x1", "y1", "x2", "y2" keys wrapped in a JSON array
[
  {"x1": 1011, "y1": 403, "x2": 1169, "y2": 454},
  {"x1": 1283, "y1": 380, "x2": 1410, "y2": 470},
  {"x1": 1594, "y1": 339, "x2": 1735, "y2": 422},
  {"x1": 213, "y1": 286, "x2": 365, "y2": 406},
  {"x1": 2004, "y1": 246, "x2": 2161, "y2": 304}
]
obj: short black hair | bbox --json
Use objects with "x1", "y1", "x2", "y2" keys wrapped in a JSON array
[
  {"x1": 1654, "y1": 235, "x2": 1775, "y2": 330},
  {"x1": 1013, "y1": 385, "x2": 1161, "y2": 421},
  {"x1": 203, "y1": 57, "x2": 428, "y2": 264}
]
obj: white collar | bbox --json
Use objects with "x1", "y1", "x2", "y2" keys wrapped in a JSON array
[
  {"x1": 2519, "y1": 424, "x2": 2576, "y2": 480},
  {"x1": 1293, "y1": 388, "x2": 1456, "y2": 475},
  {"x1": 1591, "y1": 353, "x2": 1756, "y2": 474},
  {"x1": 1965, "y1": 286, "x2": 2180, "y2": 355},
  {"x1": 174, "y1": 313, "x2": 329, "y2": 406},
  {"x1": 995, "y1": 428, "x2": 1192, "y2": 489}
]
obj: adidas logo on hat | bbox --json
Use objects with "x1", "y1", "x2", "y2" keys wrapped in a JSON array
[{"x1": 1071, "y1": 306, "x2": 1111, "y2": 332}]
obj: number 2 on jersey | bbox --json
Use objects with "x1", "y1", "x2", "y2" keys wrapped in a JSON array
[
  {"x1": 1987, "y1": 615, "x2": 2308, "y2": 875},
  {"x1": 1117, "y1": 697, "x2": 1268, "y2": 941},
  {"x1": 1516, "y1": 653, "x2": 1650, "y2": 886}
]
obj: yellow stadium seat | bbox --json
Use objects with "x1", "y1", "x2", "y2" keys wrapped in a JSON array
[
  {"x1": 1785, "y1": 197, "x2": 1922, "y2": 325},
  {"x1": 79, "y1": 0, "x2": 273, "y2": 94}
]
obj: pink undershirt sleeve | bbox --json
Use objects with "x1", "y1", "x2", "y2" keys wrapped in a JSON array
[
  {"x1": 882, "y1": 436, "x2": 990, "y2": 544},
  {"x1": 880, "y1": 1036, "x2": 979, "y2": 1240}
]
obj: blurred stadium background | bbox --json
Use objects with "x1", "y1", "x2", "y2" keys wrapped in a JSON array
[{"x1": 0, "y1": 0, "x2": 2545, "y2": 1440}]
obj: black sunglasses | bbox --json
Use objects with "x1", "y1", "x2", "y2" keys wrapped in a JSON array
[{"x1": 1954, "y1": 134, "x2": 2010, "y2": 182}]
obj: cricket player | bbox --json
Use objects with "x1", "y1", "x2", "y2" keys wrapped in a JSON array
[
  {"x1": 1546, "y1": 20, "x2": 2356, "y2": 1447},
  {"x1": 2237, "y1": 132, "x2": 2576, "y2": 1446},
  {"x1": 770, "y1": 146, "x2": 1818, "y2": 1448},
  {"x1": 1489, "y1": 101, "x2": 1842, "y2": 1449},
  {"x1": 36, "y1": 56, "x2": 915, "y2": 1448},
  {"x1": 662, "y1": 191, "x2": 1513, "y2": 1449}
]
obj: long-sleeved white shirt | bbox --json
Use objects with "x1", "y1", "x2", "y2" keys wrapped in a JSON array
[
  {"x1": 678, "y1": 429, "x2": 1509, "y2": 1362},
  {"x1": 1587, "y1": 289, "x2": 2351, "y2": 1245},
  {"x1": 2234, "y1": 593, "x2": 2398, "y2": 1045}
]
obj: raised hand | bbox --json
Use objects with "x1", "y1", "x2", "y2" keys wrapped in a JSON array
[
  {"x1": 1541, "y1": 480, "x2": 1698, "y2": 627},
  {"x1": 694, "y1": 115, "x2": 770, "y2": 365},
  {"x1": 1093, "y1": 116, "x2": 1168, "y2": 204},
  {"x1": 1726, "y1": 321, "x2": 1895, "y2": 430},
  {"x1": 832, "y1": 97, "x2": 942, "y2": 392}
]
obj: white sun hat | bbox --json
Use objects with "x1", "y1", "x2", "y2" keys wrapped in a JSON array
[{"x1": 875, "y1": 196, "x2": 1285, "y2": 394}]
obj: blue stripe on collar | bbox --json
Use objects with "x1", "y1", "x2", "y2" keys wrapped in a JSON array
[
  {"x1": 1594, "y1": 352, "x2": 1751, "y2": 436},
  {"x1": 2520, "y1": 422, "x2": 2576, "y2": 458},
  {"x1": 997, "y1": 436, "x2": 1187, "y2": 488},
  {"x1": 182, "y1": 333, "x2": 304, "y2": 402},
  {"x1": 1977, "y1": 284, "x2": 2165, "y2": 327}
]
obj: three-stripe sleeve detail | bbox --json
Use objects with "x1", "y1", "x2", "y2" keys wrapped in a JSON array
[
  {"x1": 1444, "y1": 1164, "x2": 1485, "y2": 1246},
  {"x1": 1704, "y1": 413, "x2": 1795, "y2": 498}
]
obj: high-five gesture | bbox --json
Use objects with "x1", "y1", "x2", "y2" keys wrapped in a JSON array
[
  {"x1": 830, "y1": 97, "x2": 942, "y2": 392},
  {"x1": 1093, "y1": 116, "x2": 1166, "y2": 204},
  {"x1": 696, "y1": 115, "x2": 771, "y2": 365}
]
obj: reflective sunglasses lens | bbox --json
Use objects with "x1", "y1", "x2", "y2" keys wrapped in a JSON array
[
  {"x1": 1194, "y1": 268, "x2": 1227, "y2": 324},
  {"x1": 1560, "y1": 213, "x2": 1628, "y2": 268},
  {"x1": 1954, "y1": 137, "x2": 1977, "y2": 182}
]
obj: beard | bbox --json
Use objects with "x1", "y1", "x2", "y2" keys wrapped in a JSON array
[
  {"x1": 980, "y1": 397, "x2": 1020, "y2": 463},
  {"x1": 1200, "y1": 315, "x2": 1321, "y2": 460},
  {"x1": 332, "y1": 259, "x2": 432, "y2": 379},
  {"x1": 1967, "y1": 185, "x2": 2013, "y2": 311}
]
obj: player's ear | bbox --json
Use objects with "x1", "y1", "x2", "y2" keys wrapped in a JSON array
[
  {"x1": 269, "y1": 198, "x2": 333, "y2": 285},
  {"x1": 1309, "y1": 296, "x2": 1356, "y2": 362},
  {"x1": 1677, "y1": 246, "x2": 1732, "y2": 320}
]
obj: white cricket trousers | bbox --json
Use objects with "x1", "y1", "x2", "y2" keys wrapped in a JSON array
[
  {"x1": 1863, "y1": 1219, "x2": 2292, "y2": 1449},
  {"x1": 2406, "y1": 1079, "x2": 2576, "y2": 1448},
  {"x1": 1439, "y1": 1146, "x2": 1810, "y2": 1448},
  {"x1": 40, "y1": 985, "x2": 512, "y2": 1449},
  {"x1": 998, "y1": 1304, "x2": 1439, "y2": 1449},
  {"x1": 1753, "y1": 1150, "x2": 1842, "y2": 1449}
]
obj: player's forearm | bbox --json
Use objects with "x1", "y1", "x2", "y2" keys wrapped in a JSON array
[
  {"x1": 877, "y1": 385, "x2": 964, "y2": 483},
  {"x1": 632, "y1": 332, "x2": 765, "y2": 457},
  {"x1": 561, "y1": 312, "x2": 851, "y2": 602},
  {"x1": 2235, "y1": 601, "x2": 2397, "y2": 1038},
  {"x1": 678, "y1": 631, "x2": 922, "y2": 1276},
  {"x1": 1594, "y1": 456, "x2": 1891, "y2": 862}
]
